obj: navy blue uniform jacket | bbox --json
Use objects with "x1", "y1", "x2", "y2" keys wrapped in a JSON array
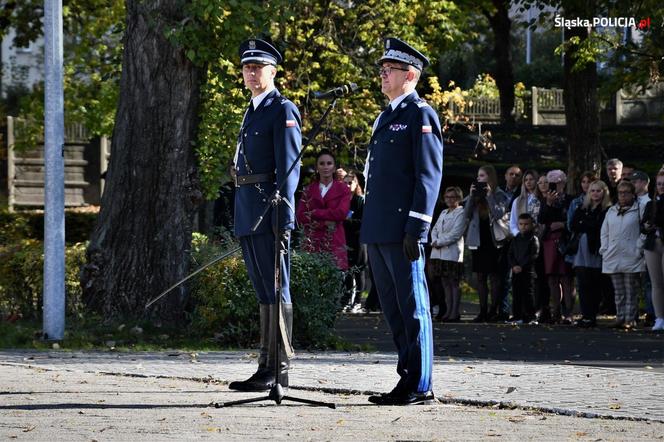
[
  {"x1": 360, "y1": 91, "x2": 443, "y2": 244},
  {"x1": 233, "y1": 89, "x2": 301, "y2": 237}
]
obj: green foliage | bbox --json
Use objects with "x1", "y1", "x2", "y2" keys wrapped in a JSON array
[
  {"x1": 0, "y1": 240, "x2": 87, "y2": 320},
  {"x1": 188, "y1": 233, "x2": 344, "y2": 348},
  {"x1": 174, "y1": 0, "x2": 470, "y2": 197},
  {"x1": 3, "y1": 0, "x2": 124, "y2": 151},
  {"x1": 0, "y1": 209, "x2": 97, "y2": 245},
  {"x1": 3, "y1": 0, "x2": 472, "y2": 195}
]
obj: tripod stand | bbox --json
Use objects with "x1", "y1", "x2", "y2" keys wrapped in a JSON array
[{"x1": 213, "y1": 98, "x2": 342, "y2": 409}]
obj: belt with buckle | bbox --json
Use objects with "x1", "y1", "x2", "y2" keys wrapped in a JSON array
[{"x1": 234, "y1": 172, "x2": 275, "y2": 187}]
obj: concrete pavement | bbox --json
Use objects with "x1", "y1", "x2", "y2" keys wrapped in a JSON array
[{"x1": 0, "y1": 348, "x2": 662, "y2": 423}]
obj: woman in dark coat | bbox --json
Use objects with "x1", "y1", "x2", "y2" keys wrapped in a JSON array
[{"x1": 570, "y1": 180, "x2": 611, "y2": 327}]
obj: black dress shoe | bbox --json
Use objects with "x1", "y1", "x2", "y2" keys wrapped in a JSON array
[
  {"x1": 369, "y1": 390, "x2": 435, "y2": 406},
  {"x1": 391, "y1": 391, "x2": 436, "y2": 406}
]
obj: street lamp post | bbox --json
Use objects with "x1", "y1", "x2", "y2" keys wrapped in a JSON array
[{"x1": 43, "y1": 0, "x2": 65, "y2": 341}]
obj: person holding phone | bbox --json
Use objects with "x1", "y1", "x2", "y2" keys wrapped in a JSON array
[
  {"x1": 538, "y1": 169, "x2": 575, "y2": 324},
  {"x1": 464, "y1": 165, "x2": 511, "y2": 322}
]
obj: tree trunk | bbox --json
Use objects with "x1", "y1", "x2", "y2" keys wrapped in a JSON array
[
  {"x1": 81, "y1": 0, "x2": 203, "y2": 323},
  {"x1": 486, "y1": 0, "x2": 515, "y2": 125},
  {"x1": 562, "y1": 1, "x2": 601, "y2": 193}
]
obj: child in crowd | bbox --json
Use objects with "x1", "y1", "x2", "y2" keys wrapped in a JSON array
[{"x1": 508, "y1": 213, "x2": 540, "y2": 324}]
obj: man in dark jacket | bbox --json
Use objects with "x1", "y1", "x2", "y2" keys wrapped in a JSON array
[
  {"x1": 361, "y1": 37, "x2": 443, "y2": 406},
  {"x1": 508, "y1": 213, "x2": 540, "y2": 323}
]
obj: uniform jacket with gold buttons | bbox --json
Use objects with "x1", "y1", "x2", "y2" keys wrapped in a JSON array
[
  {"x1": 233, "y1": 89, "x2": 301, "y2": 237},
  {"x1": 360, "y1": 91, "x2": 443, "y2": 244}
]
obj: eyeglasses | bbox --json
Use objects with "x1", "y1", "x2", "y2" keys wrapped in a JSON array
[{"x1": 378, "y1": 66, "x2": 409, "y2": 76}]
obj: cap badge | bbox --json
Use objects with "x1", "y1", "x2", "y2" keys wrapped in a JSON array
[
  {"x1": 386, "y1": 39, "x2": 390, "y2": 49},
  {"x1": 249, "y1": 40, "x2": 256, "y2": 49}
]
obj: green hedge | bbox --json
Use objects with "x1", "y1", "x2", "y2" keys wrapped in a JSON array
[
  {"x1": 0, "y1": 209, "x2": 97, "y2": 245},
  {"x1": 0, "y1": 240, "x2": 87, "y2": 320},
  {"x1": 189, "y1": 233, "x2": 344, "y2": 348},
  {"x1": 0, "y1": 233, "x2": 345, "y2": 348}
]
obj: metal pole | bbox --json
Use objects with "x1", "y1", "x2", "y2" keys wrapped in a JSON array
[
  {"x1": 525, "y1": 8, "x2": 532, "y2": 65},
  {"x1": 43, "y1": 0, "x2": 65, "y2": 340}
]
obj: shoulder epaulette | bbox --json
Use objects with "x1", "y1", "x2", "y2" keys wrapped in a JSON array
[{"x1": 416, "y1": 99, "x2": 429, "y2": 108}]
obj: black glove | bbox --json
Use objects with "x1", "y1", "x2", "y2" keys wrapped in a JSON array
[{"x1": 402, "y1": 233, "x2": 421, "y2": 262}]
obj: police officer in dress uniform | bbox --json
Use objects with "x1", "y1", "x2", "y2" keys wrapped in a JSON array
[
  {"x1": 362, "y1": 38, "x2": 443, "y2": 405},
  {"x1": 228, "y1": 39, "x2": 302, "y2": 392}
]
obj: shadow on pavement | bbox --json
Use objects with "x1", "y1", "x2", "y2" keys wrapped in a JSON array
[{"x1": 335, "y1": 312, "x2": 664, "y2": 372}]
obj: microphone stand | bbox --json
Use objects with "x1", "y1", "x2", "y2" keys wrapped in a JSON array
[{"x1": 214, "y1": 98, "x2": 340, "y2": 409}]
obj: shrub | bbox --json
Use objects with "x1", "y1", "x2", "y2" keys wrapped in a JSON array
[
  {"x1": 0, "y1": 240, "x2": 87, "y2": 320},
  {"x1": 0, "y1": 233, "x2": 343, "y2": 349},
  {"x1": 0, "y1": 209, "x2": 97, "y2": 245},
  {"x1": 189, "y1": 234, "x2": 344, "y2": 348}
]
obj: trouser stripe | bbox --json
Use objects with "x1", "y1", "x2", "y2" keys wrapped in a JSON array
[{"x1": 412, "y1": 252, "x2": 432, "y2": 392}]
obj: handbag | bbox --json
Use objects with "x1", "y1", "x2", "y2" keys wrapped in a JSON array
[
  {"x1": 490, "y1": 214, "x2": 512, "y2": 247},
  {"x1": 557, "y1": 231, "x2": 580, "y2": 256}
]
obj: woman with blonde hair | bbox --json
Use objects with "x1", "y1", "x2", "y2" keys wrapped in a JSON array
[
  {"x1": 510, "y1": 170, "x2": 541, "y2": 237},
  {"x1": 570, "y1": 180, "x2": 612, "y2": 327}
]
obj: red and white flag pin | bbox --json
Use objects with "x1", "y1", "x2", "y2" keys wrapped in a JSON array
[
  {"x1": 422, "y1": 125, "x2": 432, "y2": 133},
  {"x1": 286, "y1": 119, "x2": 297, "y2": 127}
]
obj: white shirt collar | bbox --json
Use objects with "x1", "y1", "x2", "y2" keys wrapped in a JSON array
[
  {"x1": 389, "y1": 91, "x2": 413, "y2": 111},
  {"x1": 319, "y1": 181, "x2": 333, "y2": 198},
  {"x1": 252, "y1": 87, "x2": 275, "y2": 110}
]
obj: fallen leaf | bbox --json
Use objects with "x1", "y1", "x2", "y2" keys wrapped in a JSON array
[
  {"x1": 609, "y1": 403, "x2": 621, "y2": 410},
  {"x1": 23, "y1": 426, "x2": 36, "y2": 433},
  {"x1": 206, "y1": 427, "x2": 221, "y2": 432},
  {"x1": 507, "y1": 416, "x2": 525, "y2": 423},
  {"x1": 391, "y1": 416, "x2": 401, "y2": 423},
  {"x1": 576, "y1": 432, "x2": 588, "y2": 437},
  {"x1": 336, "y1": 419, "x2": 345, "y2": 425}
]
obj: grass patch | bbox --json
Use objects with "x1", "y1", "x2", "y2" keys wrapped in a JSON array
[
  {"x1": 0, "y1": 317, "x2": 229, "y2": 351},
  {"x1": 0, "y1": 316, "x2": 355, "y2": 352}
]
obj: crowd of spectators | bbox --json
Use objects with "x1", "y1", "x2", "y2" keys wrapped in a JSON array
[{"x1": 293, "y1": 155, "x2": 664, "y2": 331}]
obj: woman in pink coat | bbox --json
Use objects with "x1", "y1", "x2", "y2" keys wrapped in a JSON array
[{"x1": 296, "y1": 149, "x2": 351, "y2": 270}]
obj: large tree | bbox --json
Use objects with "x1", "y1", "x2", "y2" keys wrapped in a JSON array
[
  {"x1": 80, "y1": 0, "x2": 203, "y2": 322},
  {"x1": 482, "y1": 0, "x2": 516, "y2": 125},
  {"x1": 560, "y1": 0, "x2": 601, "y2": 188}
]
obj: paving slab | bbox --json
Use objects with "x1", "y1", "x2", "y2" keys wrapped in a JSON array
[{"x1": 1, "y1": 349, "x2": 662, "y2": 422}]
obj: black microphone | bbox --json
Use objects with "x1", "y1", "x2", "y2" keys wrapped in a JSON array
[{"x1": 309, "y1": 83, "x2": 359, "y2": 100}]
